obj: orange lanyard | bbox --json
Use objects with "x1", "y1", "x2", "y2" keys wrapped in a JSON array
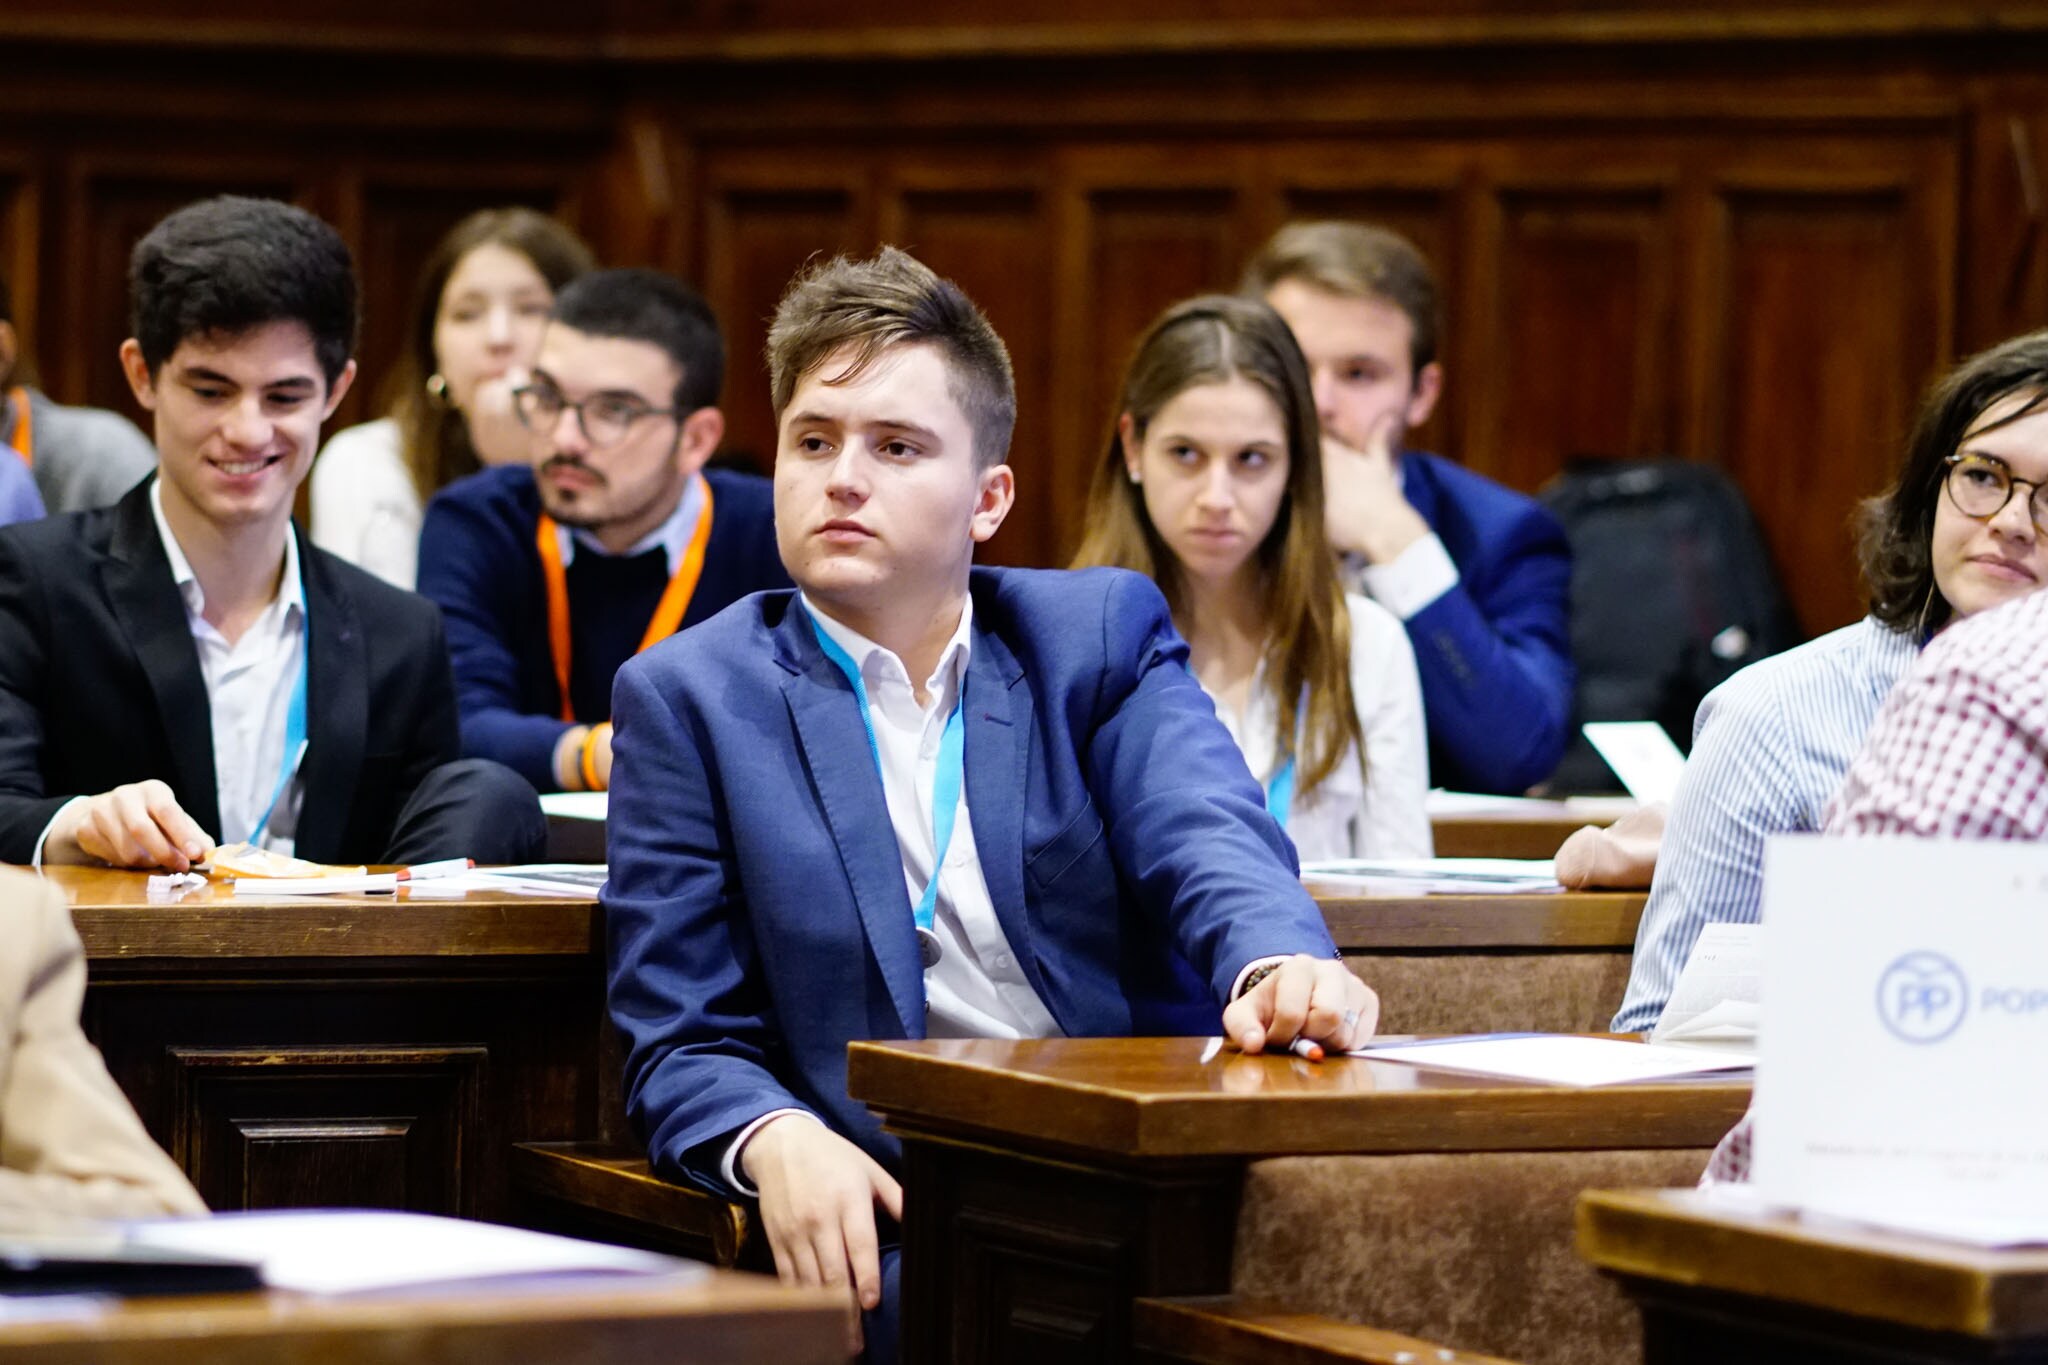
[
  {"x1": 536, "y1": 480, "x2": 716, "y2": 723},
  {"x1": 3, "y1": 388, "x2": 29, "y2": 465}
]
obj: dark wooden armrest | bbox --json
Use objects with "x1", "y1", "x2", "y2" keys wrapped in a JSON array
[
  {"x1": 510, "y1": 1141, "x2": 766, "y2": 1270},
  {"x1": 1133, "y1": 1296, "x2": 1520, "y2": 1365}
]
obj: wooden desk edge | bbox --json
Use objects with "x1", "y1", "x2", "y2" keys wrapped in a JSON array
[
  {"x1": 851, "y1": 1045, "x2": 1752, "y2": 1161},
  {"x1": 1577, "y1": 1188, "x2": 2048, "y2": 1339}
]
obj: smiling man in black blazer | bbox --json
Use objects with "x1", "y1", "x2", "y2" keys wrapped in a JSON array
[{"x1": 0, "y1": 196, "x2": 543, "y2": 870}]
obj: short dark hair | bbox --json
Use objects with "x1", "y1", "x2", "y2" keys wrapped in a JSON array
[
  {"x1": 128, "y1": 196, "x2": 357, "y2": 387},
  {"x1": 766, "y1": 247, "x2": 1015, "y2": 469},
  {"x1": 549, "y1": 268, "x2": 724, "y2": 413},
  {"x1": 1242, "y1": 221, "x2": 1442, "y2": 376},
  {"x1": 1858, "y1": 329, "x2": 2048, "y2": 634}
]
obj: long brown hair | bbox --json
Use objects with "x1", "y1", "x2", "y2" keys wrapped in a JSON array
[
  {"x1": 390, "y1": 207, "x2": 596, "y2": 503},
  {"x1": 1071, "y1": 294, "x2": 1364, "y2": 798}
]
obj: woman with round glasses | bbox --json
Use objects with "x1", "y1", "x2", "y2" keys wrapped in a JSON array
[
  {"x1": 310, "y1": 208, "x2": 596, "y2": 589},
  {"x1": 1615, "y1": 330, "x2": 2048, "y2": 1032}
]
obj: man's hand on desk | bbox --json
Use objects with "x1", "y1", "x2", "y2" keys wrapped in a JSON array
[
  {"x1": 45, "y1": 781, "x2": 216, "y2": 872},
  {"x1": 740, "y1": 1113, "x2": 902, "y2": 1353},
  {"x1": 1224, "y1": 953, "x2": 1379, "y2": 1056}
]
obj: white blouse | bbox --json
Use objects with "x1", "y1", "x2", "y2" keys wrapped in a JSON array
[
  {"x1": 1199, "y1": 593, "x2": 1433, "y2": 861},
  {"x1": 309, "y1": 418, "x2": 422, "y2": 591}
]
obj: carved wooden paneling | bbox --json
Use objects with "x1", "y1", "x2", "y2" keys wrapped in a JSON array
[
  {"x1": 1709, "y1": 183, "x2": 1942, "y2": 635},
  {"x1": 883, "y1": 170, "x2": 1054, "y2": 565},
  {"x1": 169, "y1": 1044, "x2": 487, "y2": 1215},
  {"x1": 1478, "y1": 185, "x2": 1675, "y2": 490},
  {"x1": 57, "y1": 159, "x2": 304, "y2": 417},
  {"x1": 698, "y1": 158, "x2": 872, "y2": 471}
]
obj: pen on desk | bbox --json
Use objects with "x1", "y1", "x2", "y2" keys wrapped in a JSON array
[
  {"x1": 395, "y1": 858, "x2": 475, "y2": 882},
  {"x1": 1288, "y1": 1036, "x2": 1325, "y2": 1063}
]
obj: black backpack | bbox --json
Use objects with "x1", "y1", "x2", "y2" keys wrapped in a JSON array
[{"x1": 1537, "y1": 456, "x2": 1805, "y2": 794}]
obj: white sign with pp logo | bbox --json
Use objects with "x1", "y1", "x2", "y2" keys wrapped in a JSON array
[{"x1": 1752, "y1": 836, "x2": 2048, "y2": 1236}]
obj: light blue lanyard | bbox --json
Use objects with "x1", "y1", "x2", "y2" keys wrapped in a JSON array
[
  {"x1": 1265, "y1": 755, "x2": 1296, "y2": 829},
  {"x1": 807, "y1": 611, "x2": 964, "y2": 968},
  {"x1": 244, "y1": 619, "x2": 310, "y2": 847}
]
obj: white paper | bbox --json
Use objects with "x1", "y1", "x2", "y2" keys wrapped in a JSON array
[
  {"x1": 539, "y1": 791, "x2": 609, "y2": 822},
  {"x1": 1349, "y1": 1035, "x2": 1753, "y2": 1085},
  {"x1": 1753, "y1": 837, "x2": 2048, "y2": 1229},
  {"x1": 224, "y1": 873, "x2": 400, "y2": 897},
  {"x1": 1650, "y1": 922, "x2": 1762, "y2": 1044},
  {"x1": 1425, "y1": 790, "x2": 1641, "y2": 821},
  {"x1": 1300, "y1": 857, "x2": 1563, "y2": 894},
  {"x1": 125, "y1": 1210, "x2": 693, "y2": 1296},
  {"x1": 1582, "y1": 721, "x2": 1687, "y2": 805}
]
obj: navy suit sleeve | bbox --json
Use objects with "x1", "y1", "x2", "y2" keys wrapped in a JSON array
[
  {"x1": 603, "y1": 655, "x2": 807, "y2": 1197},
  {"x1": 1085, "y1": 572, "x2": 1338, "y2": 1004},
  {"x1": 0, "y1": 533, "x2": 67, "y2": 861},
  {"x1": 416, "y1": 492, "x2": 568, "y2": 791},
  {"x1": 1406, "y1": 502, "x2": 1573, "y2": 793}
]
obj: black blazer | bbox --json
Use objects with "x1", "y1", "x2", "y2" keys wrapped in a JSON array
[{"x1": 0, "y1": 479, "x2": 460, "y2": 864}]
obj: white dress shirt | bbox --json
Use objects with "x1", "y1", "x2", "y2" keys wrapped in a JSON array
[
  {"x1": 152, "y1": 482, "x2": 309, "y2": 853},
  {"x1": 1200, "y1": 593, "x2": 1433, "y2": 861},
  {"x1": 310, "y1": 418, "x2": 418, "y2": 590},
  {"x1": 722, "y1": 592, "x2": 1061, "y2": 1192}
]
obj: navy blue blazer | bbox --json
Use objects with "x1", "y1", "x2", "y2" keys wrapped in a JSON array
[
  {"x1": 604, "y1": 566, "x2": 1339, "y2": 1195},
  {"x1": 417, "y1": 464, "x2": 789, "y2": 792},
  {"x1": 1399, "y1": 451, "x2": 1574, "y2": 794}
]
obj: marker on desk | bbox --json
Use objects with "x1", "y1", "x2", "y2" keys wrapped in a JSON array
[
  {"x1": 395, "y1": 858, "x2": 475, "y2": 882},
  {"x1": 1288, "y1": 1037, "x2": 1325, "y2": 1063}
]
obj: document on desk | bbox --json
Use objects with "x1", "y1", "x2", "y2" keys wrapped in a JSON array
[
  {"x1": 539, "y1": 791, "x2": 609, "y2": 822},
  {"x1": 1424, "y1": 790, "x2": 1640, "y2": 820},
  {"x1": 1299, "y1": 857, "x2": 1564, "y2": 894},
  {"x1": 1650, "y1": 922, "x2": 1762, "y2": 1048},
  {"x1": 124, "y1": 1210, "x2": 698, "y2": 1295},
  {"x1": 1350, "y1": 1035, "x2": 1754, "y2": 1085},
  {"x1": 401, "y1": 864, "x2": 608, "y2": 899},
  {"x1": 1581, "y1": 721, "x2": 1688, "y2": 805}
]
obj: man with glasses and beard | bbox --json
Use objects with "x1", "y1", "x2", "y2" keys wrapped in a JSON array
[{"x1": 418, "y1": 269, "x2": 787, "y2": 794}]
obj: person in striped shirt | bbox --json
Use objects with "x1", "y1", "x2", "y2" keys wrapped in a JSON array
[{"x1": 1616, "y1": 330, "x2": 2048, "y2": 1033}]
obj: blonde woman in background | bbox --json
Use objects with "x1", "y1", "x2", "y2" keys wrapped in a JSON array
[
  {"x1": 1073, "y1": 294, "x2": 1431, "y2": 859},
  {"x1": 311, "y1": 208, "x2": 595, "y2": 588}
]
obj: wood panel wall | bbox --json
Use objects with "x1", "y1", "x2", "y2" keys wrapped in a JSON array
[{"x1": 6, "y1": 4, "x2": 2047, "y2": 634}]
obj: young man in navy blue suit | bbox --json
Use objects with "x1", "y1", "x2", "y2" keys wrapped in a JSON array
[
  {"x1": 1247, "y1": 223, "x2": 1574, "y2": 795},
  {"x1": 604, "y1": 247, "x2": 1374, "y2": 1358}
]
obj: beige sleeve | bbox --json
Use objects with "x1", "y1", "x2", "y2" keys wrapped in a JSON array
[{"x1": 0, "y1": 873, "x2": 206, "y2": 1227}]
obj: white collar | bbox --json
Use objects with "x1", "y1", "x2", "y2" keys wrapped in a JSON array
[
  {"x1": 556, "y1": 474, "x2": 707, "y2": 577},
  {"x1": 149, "y1": 477, "x2": 305, "y2": 624},
  {"x1": 801, "y1": 591, "x2": 975, "y2": 703}
]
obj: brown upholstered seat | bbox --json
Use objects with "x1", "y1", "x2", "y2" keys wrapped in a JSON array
[
  {"x1": 1344, "y1": 952, "x2": 1634, "y2": 1035},
  {"x1": 1229, "y1": 1149, "x2": 1711, "y2": 1365}
]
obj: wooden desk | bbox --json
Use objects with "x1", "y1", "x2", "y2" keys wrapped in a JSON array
[
  {"x1": 1431, "y1": 810, "x2": 1609, "y2": 859},
  {"x1": 848, "y1": 1036, "x2": 1749, "y2": 1365},
  {"x1": 38, "y1": 866, "x2": 612, "y2": 1223},
  {"x1": 0, "y1": 1268, "x2": 846, "y2": 1364},
  {"x1": 1308, "y1": 883, "x2": 1647, "y2": 1034},
  {"x1": 1579, "y1": 1188, "x2": 2048, "y2": 1364}
]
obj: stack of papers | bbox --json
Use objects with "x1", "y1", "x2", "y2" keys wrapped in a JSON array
[
  {"x1": 1649, "y1": 922, "x2": 1761, "y2": 1053},
  {"x1": 1350, "y1": 1034, "x2": 1754, "y2": 1085},
  {"x1": 1300, "y1": 857, "x2": 1564, "y2": 894},
  {"x1": 539, "y1": 791, "x2": 609, "y2": 822},
  {"x1": 125, "y1": 1210, "x2": 696, "y2": 1295}
]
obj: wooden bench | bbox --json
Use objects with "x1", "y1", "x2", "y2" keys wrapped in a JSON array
[
  {"x1": 1135, "y1": 1296, "x2": 1518, "y2": 1364},
  {"x1": 510, "y1": 1141, "x2": 768, "y2": 1271}
]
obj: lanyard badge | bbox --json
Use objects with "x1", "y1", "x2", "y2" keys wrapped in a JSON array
[
  {"x1": 807, "y1": 609, "x2": 963, "y2": 971},
  {"x1": 245, "y1": 618, "x2": 311, "y2": 847}
]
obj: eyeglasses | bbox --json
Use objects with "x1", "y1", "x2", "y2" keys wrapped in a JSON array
[
  {"x1": 1943, "y1": 452, "x2": 2048, "y2": 535},
  {"x1": 513, "y1": 383, "x2": 683, "y2": 451}
]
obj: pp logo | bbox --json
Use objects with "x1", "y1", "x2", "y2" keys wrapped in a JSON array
[{"x1": 1876, "y1": 951, "x2": 1969, "y2": 1044}]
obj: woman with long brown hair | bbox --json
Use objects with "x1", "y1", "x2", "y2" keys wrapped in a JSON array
[
  {"x1": 1073, "y1": 294, "x2": 1431, "y2": 859},
  {"x1": 311, "y1": 207, "x2": 595, "y2": 589}
]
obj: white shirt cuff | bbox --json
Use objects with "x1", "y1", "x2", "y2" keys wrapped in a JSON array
[
  {"x1": 31, "y1": 797, "x2": 87, "y2": 870},
  {"x1": 1359, "y1": 533, "x2": 1460, "y2": 621},
  {"x1": 1230, "y1": 955, "x2": 1293, "y2": 1002},
  {"x1": 721, "y1": 1108, "x2": 823, "y2": 1196}
]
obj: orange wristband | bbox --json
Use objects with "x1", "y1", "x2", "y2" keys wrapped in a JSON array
[{"x1": 579, "y1": 725, "x2": 604, "y2": 793}]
